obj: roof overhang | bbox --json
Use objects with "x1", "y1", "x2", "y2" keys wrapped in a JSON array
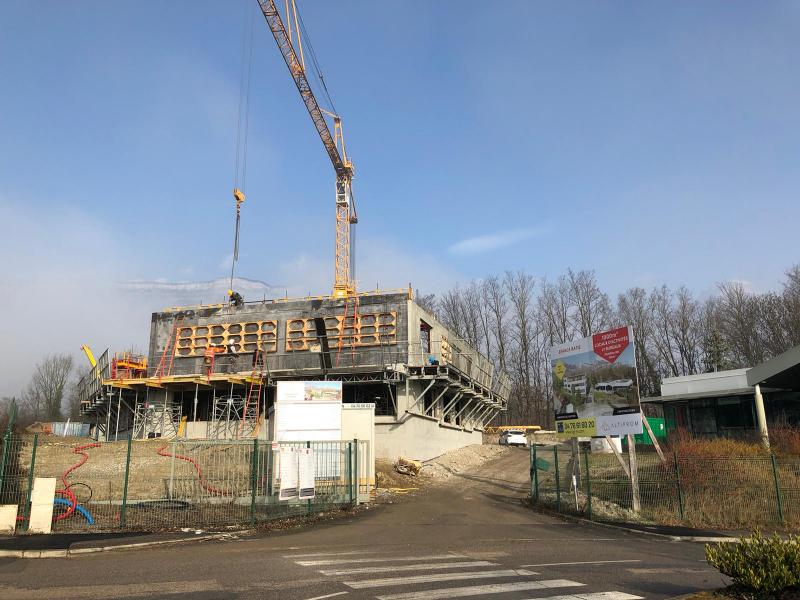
[
  {"x1": 747, "y1": 344, "x2": 800, "y2": 391},
  {"x1": 642, "y1": 387, "x2": 754, "y2": 404}
]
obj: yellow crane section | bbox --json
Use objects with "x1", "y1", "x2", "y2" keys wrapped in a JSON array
[{"x1": 256, "y1": 0, "x2": 357, "y2": 297}]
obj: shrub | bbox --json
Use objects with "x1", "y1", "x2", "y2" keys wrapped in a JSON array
[
  {"x1": 705, "y1": 531, "x2": 800, "y2": 596},
  {"x1": 770, "y1": 425, "x2": 800, "y2": 457}
]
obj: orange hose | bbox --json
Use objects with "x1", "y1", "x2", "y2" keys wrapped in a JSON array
[
  {"x1": 54, "y1": 443, "x2": 101, "y2": 521},
  {"x1": 156, "y1": 444, "x2": 233, "y2": 496}
]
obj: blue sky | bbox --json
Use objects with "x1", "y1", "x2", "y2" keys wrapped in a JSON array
[{"x1": 1, "y1": 1, "x2": 798, "y2": 395}]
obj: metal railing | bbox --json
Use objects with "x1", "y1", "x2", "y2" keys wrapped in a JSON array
[
  {"x1": 0, "y1": 435, "x2": 368, "y2": 533},
  {"x1": 529, "y1": 444, "x2": 800, "y2": 528}
]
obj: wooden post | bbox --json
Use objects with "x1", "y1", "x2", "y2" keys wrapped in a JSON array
[
  {"x1": 642, "y1": 416, "x2": 665, "y2": 463},
  {"x1": 627, "y1": 434, "x2": 641, "y2": 513},
  {"x1": 605, "y1": 436, "x2": 630, "y2": 478}
]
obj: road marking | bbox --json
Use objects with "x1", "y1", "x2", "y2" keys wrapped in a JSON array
[
  {"x1": 297, "y1": 554, "x2": 462, "y2": 566},
  {"x1": 303, "y1": 593, "x2": 349, "y2": 600},
  {"x1": 521, "y1": 560, "x2": 642, "y2": 568},
  {"x1": 627, "y1": 567, "x2": 714, "y2": 574},
  {"x1": 521, "y1": 594, "x2": 643, "y2": 600},
  {"x1": 287, "y1": 550, "x2": 374, "y2": 558},
  {"x1": 375, "y1": 579, "x2": 584, "y2": 600},
  {"x1": 345, "y1": 569, "x2": 537, "y2": 589},
  {"x1": 320, "y1": 561, "x2": 496, "y2": 576}
]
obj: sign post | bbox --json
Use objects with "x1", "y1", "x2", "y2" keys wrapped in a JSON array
[{"x1": 551, "y1": 325, "x2": 643, "y2": 512}]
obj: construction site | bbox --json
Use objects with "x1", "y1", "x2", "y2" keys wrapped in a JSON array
[{"x1": 75, "y1": 0, "x2": 510, "y2": 463}]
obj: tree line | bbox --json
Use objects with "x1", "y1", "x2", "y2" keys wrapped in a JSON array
[
  {"x1": 417, "y1": 264, "x2": 800, "y2": 428},
  {"x1": 0, "y1": 354, "x2": 82, "y2": 431}
]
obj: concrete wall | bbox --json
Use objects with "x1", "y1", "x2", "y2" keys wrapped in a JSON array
[
  {"x1": 661, "y1": 369, "x2": 750, "y2": 397},
  {"x1": 148, "y1": 292, "x2": 411, "y2": 377},
  {"x1": 375, "y1": 413, "x2": 483, "y2": 461}
]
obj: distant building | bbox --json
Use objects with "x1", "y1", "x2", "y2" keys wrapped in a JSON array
[{"x1": 643, "y1": 345, "x2": 800, "y2": 439}]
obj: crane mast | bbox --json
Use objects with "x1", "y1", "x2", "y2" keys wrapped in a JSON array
[{"x1": 256, "y1": 0, "x2": 357, "y2": 297}]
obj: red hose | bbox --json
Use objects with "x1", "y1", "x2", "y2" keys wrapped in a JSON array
[
  {"x1": 54, "y1": 443, "x2": 101, "y2": 521},
  {"x1": 156, "y1": 444, "x2": 233, "y2": 496}
]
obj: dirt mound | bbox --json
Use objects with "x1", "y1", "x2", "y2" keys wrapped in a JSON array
[{"x1": 421, "y1": 444, "x2": 508, "y2": 479}]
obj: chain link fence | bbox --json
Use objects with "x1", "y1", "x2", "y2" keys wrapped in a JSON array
[
  {"x1": 530, "y1": 443, "x2": 800, "y2": 529},
  {"x1": 0, "y1": 434, "x2": 367, "y2": 533}
]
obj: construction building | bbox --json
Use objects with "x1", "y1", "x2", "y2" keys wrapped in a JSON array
[{"x1": 78, "y1": 288, "x2": 510, "y2": 460}]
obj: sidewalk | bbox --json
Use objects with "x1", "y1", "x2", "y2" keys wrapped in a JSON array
[{"x1": 0, "y1": 530, "x2": 234, "y2": 558}]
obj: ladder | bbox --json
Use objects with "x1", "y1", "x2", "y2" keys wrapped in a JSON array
[
  {"x1": 336, "y1": 293, "x2": 359, "y2": 368},
  {"x1": 153, "y1": 317, "x2": 184, "y2": 380},
  {"x1": 239, "y1": 347, "x2": 267, "y2": 438}
]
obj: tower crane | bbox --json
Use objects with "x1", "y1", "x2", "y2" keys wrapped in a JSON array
[{"x1": 256, "y1": 0, "x2": 358, "y2": 298}]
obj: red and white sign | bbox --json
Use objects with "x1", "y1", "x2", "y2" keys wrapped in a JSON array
[{"x1": 592, "y1": 326, "x2": 631, "y2": 364}]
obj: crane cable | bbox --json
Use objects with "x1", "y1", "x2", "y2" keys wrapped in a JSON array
[{"x1": 230, "y1": 1, "x2": 256, "y2": 291}]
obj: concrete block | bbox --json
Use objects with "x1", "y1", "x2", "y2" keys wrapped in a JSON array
[
  {"x1": 28, "y1": 477, "x2": 57, "y2": 534},
  {"x1": 0, "y1": 504, "x2": 18, "y2": 534}
]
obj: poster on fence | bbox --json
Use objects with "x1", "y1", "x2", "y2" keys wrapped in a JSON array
[
  {"x1": 551, "y1": 325, "x2": 642, "y2": 438},
  {"x1": 278, "y1": 447, "x2": 299, "y2": 501},
  {"x1": 298, "y1": 448, "x2": 316, "y2": 500}
]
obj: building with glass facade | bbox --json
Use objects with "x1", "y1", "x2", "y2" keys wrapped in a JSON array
[{"x1": 643, "y1": 345, "x2": 800, "y2": 440}]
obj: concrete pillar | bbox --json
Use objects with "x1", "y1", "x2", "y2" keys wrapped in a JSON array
[{"x1": 754, "y1": 383, "x2": 770, "y2": 448}]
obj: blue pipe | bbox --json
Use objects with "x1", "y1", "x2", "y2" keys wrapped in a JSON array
[{"x1": 53, "y1": 497, "x2": 94, "y2": 525}]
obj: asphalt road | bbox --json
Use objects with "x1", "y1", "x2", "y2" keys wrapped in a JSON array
[{"x1": 0, "y1": 447, "x2": 725, "y2": 599}]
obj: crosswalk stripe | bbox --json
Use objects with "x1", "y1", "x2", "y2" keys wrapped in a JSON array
[
  {"x1": 286, "y1": 550, "x2": 374, "y2": 558},
  {"x1": 521, "y1": 593, "x2": 643, "y2": 600},
  {"x1": 375, "y1": 579, "x2": 584, "y2": 600},
  {"x1": 345, "y1": 568, "x2": 537, "y2": 589},
  {"x1": 297, "y1": 554, "x2": 462, "y2": 566},
  {"x1": 320, "y1": 561, "x2": 496, "y2": 576}
]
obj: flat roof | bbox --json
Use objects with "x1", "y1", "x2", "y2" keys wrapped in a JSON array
[
  {"x1": 747, "y1": 344, "x2": 800, "y2": 391},
  {"x1": 642, "y1": 387, "x2": 754, "y2": 404}
]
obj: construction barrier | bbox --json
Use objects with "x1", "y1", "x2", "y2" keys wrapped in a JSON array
[{"x1": 0, "y1": 434, "x2": 368, "y2": 533}]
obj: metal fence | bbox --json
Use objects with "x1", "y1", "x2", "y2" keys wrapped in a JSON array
[
  {"x1": 530, "y1": 443, "x2": 800, "y2": 529},
  {"x1": 0, "y1": 434, "x2": 368, "y2": 533}
]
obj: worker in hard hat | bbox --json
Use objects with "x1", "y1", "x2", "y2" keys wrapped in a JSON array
[{"x1": 227, "y1": 289, "x2": 244, "y2": 307}]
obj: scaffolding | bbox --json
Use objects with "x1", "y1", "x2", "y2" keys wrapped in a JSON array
[{"x1": 133, "y1": 397, "x2": 182, "y2": 439}]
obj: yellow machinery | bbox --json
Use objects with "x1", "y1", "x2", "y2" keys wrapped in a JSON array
[
  {"x1": 484, "y1": 425, "x2": 542, "y2": 434},
  {"x1": 256, "y1": 0, "x2": 358, "y2": 298}
]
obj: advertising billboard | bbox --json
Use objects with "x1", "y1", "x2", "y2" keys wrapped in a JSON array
[{"x1": 551, "y1": 325, "x2": 643, "y2": 438}]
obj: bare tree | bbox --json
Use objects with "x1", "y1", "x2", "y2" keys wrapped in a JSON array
[
  {"x1": 414, "y1": 290, "x2": 438, "y2": 317},
  {"x1": 26, "y1": 354, "x2": 74, "y2": 422},
  {"x1": 717, "y1": 282, "x2": 764, "y2": 366},
  {"x1": 484, "y1": 276, "x2": 509, "y2": 373},
  {"x1": 567, "y1": 269, "x2": 612, "y2": 337}
]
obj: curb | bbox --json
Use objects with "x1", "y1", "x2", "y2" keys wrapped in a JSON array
[
  {"x1": 527, "y1": 503, "x2": 738, "y2": 543},
  {"x1": 0, "y1": 532, "x2": 236, "y2": 559}
]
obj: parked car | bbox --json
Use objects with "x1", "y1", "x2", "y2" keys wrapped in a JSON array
[{"x1": 499, "y1": 429, "x2": 528, "y2": 447}]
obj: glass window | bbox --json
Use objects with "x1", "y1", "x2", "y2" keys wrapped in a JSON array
[
  {"x1": 717, "y1": 397, "x2": 744, "y2": 430},
  {"x1": 690, "y1": 399, "x2": 717, "y2": 435}
]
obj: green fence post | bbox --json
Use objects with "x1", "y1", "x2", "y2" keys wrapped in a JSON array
[
  {"x1": 120, "y1": 436, "x2": 133, "y2": 528},
  {"x1": 0, "y1": 433, "x2": 11, "y2": 499},
  {"x1": 583, "y1": 447, "x2": 592, "y2": 521},
  {"x1": 266, "y1": 444, "x2": 273, "y2": 500},
  {"x1": 23, "y1": 434, "x2": 38, "y2": 531},
  {"x1": 250, "y1": 438, "x2": 259, "y2": 527},
  {"x1": 673, "y1": 450, "x2": 684, "y2": 520},
  {"x1": 771, "y1": 453, "x2": 784, "y2": 523},
  {"x1": 554, "y1": 445, "x2": 561, "y2": 513},
  {"x1": 347, "y1": 442, "x2": 353, "y2": 505},
  {"x1": 532, "y1": 444, "x2": 540, "y2": 503},
  {"x1": 353, "y1": 438, "x2": 359, "y2": 507},
  {"x1": 306, "y1": 441, "x2": 312, "y2": 516}
]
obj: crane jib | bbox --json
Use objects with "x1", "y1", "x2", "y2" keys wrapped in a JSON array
[{"x1": 258, "y1": 0, "x2": 348, "y2": 175}]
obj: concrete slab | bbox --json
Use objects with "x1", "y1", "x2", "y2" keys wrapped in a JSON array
[
  {"x1": 28, "y1": 477, "x2": 56, "y2": 534},
  {"x1": 0, "y1": 504, "x2": 18, "y2": 534}
]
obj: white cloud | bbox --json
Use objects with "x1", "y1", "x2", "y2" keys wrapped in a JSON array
[{"x1": 448, "y1": 227, "x2": 547, "y2": 256}]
